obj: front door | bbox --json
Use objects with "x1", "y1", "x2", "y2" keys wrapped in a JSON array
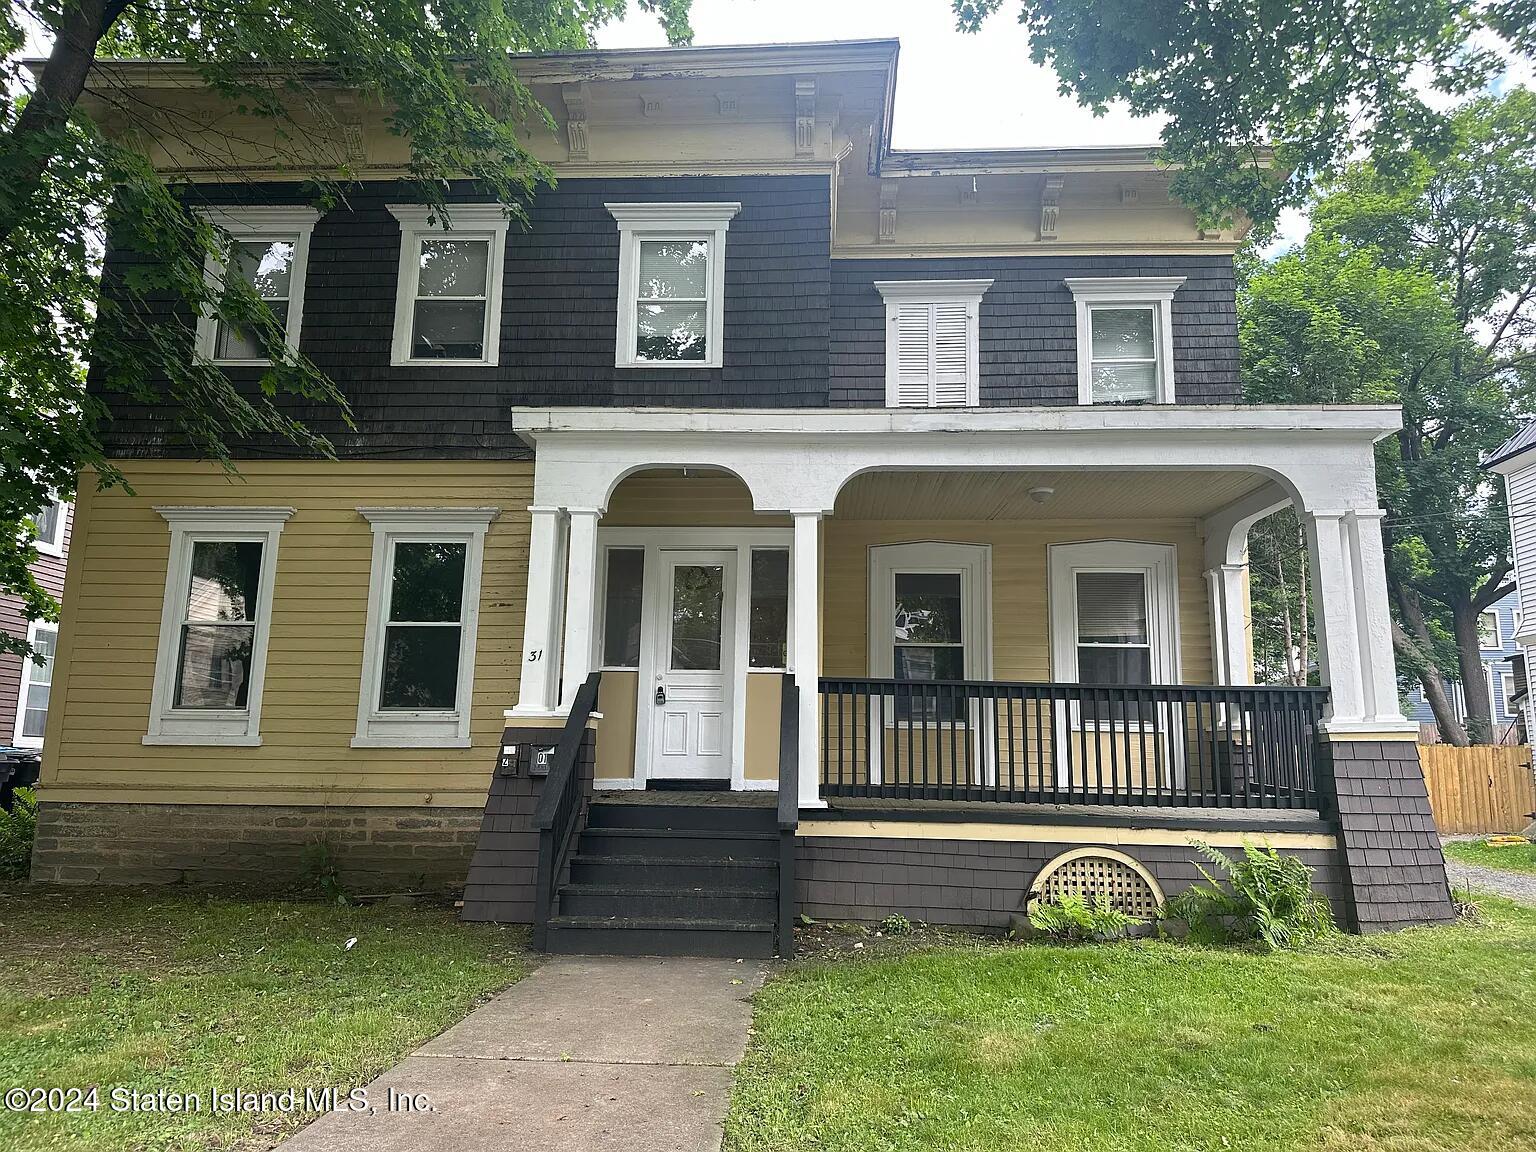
[{"x1": 651, "y1": 550, "x2": 736, "y2": 780}]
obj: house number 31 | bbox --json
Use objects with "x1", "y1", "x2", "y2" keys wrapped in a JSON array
[{"x1": 527, "y1": 649, "x2": 543, "y2": 662}]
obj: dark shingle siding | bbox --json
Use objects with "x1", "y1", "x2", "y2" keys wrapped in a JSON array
[
  {"x1": 830, "y1": 254, "x2": 1241, "y2": 407},
  {"x1": 95, "y1": 175, "x2": 833, "y2": 459}
]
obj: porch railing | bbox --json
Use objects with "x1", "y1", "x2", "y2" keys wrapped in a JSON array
[
  {"x1": 530, "y1": 671, "x2": 602, "y2": 951},
  {"x1": 819, "y1": 678, "x2": 1330, "y2": 810}
]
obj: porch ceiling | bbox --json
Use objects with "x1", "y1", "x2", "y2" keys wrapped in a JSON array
[{"x1": 833, "y1": 469, "x2": 1274, "y2": 521}]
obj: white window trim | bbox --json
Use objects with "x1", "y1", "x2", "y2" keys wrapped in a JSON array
[
  {"x1": 13, "y1": 619, "x2": 57, "y2": 748},
  {"x1": 195, "y1": 206, "x2": 320, "y2": 366},
  {"x1": 1063, "y1": 276, "x2": 1184, "y2": 405},
  {"x1": 597, "y1": 543, "x2": 646, "y2": 672},
  {"x1": 387, "y1": 204, "x2": 511, "y2": 368},
  {"x1": 353, "y1": 507, "x2": 499, "y2": 748},
  {"x1": 868, "y1": 541, "x2": 994, "y2": 680},
  {"x1": 605, "y1": 202, "x2": 741, "y2": 370},
  {"x1": 145, "y1": 506, "x2": 293, "y2": 747},
  {"x1": 1048, "y1": 540, "x2": 1181, "y2": 727},
  {"x1": 874, "y1": 279, "x2": 991, "y2": 409},
  {"x1": 1480, "y1": 608, "x2": 1504, "y2": 649},
  {"x1": 31, "y1": 497, "x2": 69, "y2": 558}
]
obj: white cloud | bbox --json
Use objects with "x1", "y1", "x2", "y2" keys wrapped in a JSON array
[
  {"x1": 1259, "y1": 206, "x2": 1312, "y2": 259},
  {"x1": 596, "y1": 0, "x2": 1166, "y2": 150}
]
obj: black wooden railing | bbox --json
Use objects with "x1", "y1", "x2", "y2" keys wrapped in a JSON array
[
  {"x1": 776, "y1": 674, "x2": 800, "y2": 958},
  {"x1": 531, "y1": 671, "x2": 602, "y2": 951},
  {"x1": 819, "y1": 678, "x2": 1330, "y2": 809}
]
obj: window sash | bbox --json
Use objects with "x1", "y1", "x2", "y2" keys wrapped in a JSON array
[
  {"x1": 375, "y1": 538, "x2": 470, "y2": 713},
  {"x1": 212, "y1": 236, "x2": 298, "y2": 361}
]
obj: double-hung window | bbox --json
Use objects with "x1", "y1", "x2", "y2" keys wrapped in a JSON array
[
  {"x1": 606, "y1": 203, "x2": 739, "y2": 368},
  {"x1": 30, "y1": 497, "x2": 67, "y2": 558},
  {"x1": 354, "y1": 508, "x2": 498, "y2": 747},
  {"x1": 1478, "y1": 610, "x2": 1503, "y2": 650},
  {"x1": 388, "y1": 205, "x2": 510, "y2": 367},
  {"x1": 1064, "y1": 277, "x2": 1184, "y2": 405},
  {"x1": 875, "y1": 280, "x2": 991, "y2": 408},
  {"x1": 13, "y1": 621, "x2": 57, "y2": 747},
  {"x1": 195, "y1": 207, "x2": 319, "y2": 365},
  {"x1": 146, "y1": 506, "x2": 291, "y2": 745},
  {"x1": 1048, "y1": 541, "x2": 1179, "y2": 726}
]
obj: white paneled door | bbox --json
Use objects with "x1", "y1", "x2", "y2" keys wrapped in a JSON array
[{"x1": 651, "y1": 550, "x2": 736, "y2": 780}]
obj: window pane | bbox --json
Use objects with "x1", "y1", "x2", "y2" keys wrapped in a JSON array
[
  {"x1": 20, "y1": 627, "x2": 56, "y2": 739},
  {"x1": 174, "y1": 623, "x2": 254, "y2": 708},
  {"x1": 894, "y1": 645, "x2": 965, "y2": 681},
  {"x1": 602, "y1": 549, "x2": 645, "y2": 667},
  {"x1": 389, "y1": 542, "x2": 466, "y2": 623},
  {"x1": 1091, "y1": 307, "x2": 1154, "y2": 360},
  {"x1": 636, "y1": 301, "x2": 707, "y2": 362},
  {"x1": 749, "y1": 550, "x2": 789, "y2": 668},
  {"x1": 1078, "y1": 645, "x2": 1152, "y2": 686},
  {"x1": 412, "y1": 300, "x2": 486, "y2": 359},
  {"x1": 1479, "y1": 613, "x2": 1500, "y2": 648},
  {"x1": 670, "y1": 564, "x2": 724, "y2": 671},
  {"x1": 379, "y1": 625, "x2": 462, "y2": 709},
  {"x1": 638, "y1": 240, "x2": 708, "y2": 300},
  {"x1": 185, "y1": 541, "x2": 262, "y2": 622},
  {"x1": 417, "y1": 239, "x2": 489, "y2": 298},
  {"x1": 894, "y1": 572, "x2": 962, "y2": 644},
  {"x1": 1076, "y1": 572, "x2": 1148, "y2": 644},
  {"x1": 31, "y1": 500, "x2": 60, "y2": 546},
  {"x1": 214, "y1": 321, "x2": 266, "y2": 361},
  {"x1": 231, "y1": 240, "x2": 294, "y2": 301},
  {"x1": 1091, "y1": 362, "x2": 1157, "y2": 403}
]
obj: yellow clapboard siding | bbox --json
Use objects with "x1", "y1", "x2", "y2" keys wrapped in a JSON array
[{"x1": 44, "y1": 459, "x2": 535, "y2": 805}]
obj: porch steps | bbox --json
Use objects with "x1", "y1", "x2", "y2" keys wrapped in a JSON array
[{"x1": 545, "y1": 799, "x2": 779, "y2": 958}]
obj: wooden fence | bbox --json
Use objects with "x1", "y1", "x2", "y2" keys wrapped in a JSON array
[{"x1": 1418, "y1": 745, "x2": 1536, "y2": 835}]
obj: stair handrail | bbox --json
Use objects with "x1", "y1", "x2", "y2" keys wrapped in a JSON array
[
  {"x1": 531, "y1": 671, "x2": 603, "y2": 951},
  {"x1": 776, "y1": 674, "x2": 799, "y2": 957}
]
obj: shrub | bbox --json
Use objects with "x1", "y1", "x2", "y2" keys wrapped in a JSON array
[
  {"x1": 880, "y1": 912, "x2": 913, "y2": 935},
  {"x1": 1162, "y1": 840, "x2": 1335, "y2": 950},
  {"x1": 0, "y1": 787, "x2": 38, "y2": 880},
  {"x1": 1026, "y1": 891, "x2": 1141, "y2": 942}
]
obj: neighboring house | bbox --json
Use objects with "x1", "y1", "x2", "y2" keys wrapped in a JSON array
[
  {"x1": 1485, "y1": 424, "x2": 1536, "y2": 747},
  {"x1": 1406, "y1": 589, "x2": 1526, "y2": 743},
  {"x1": 32, "y1": 39, "x2": 1453, "y2": 944},
  {"x1": 2, "y1": 496, "x2": 70, "y2": 749}
]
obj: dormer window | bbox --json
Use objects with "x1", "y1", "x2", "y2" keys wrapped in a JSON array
[
  {"x1": 874, "y1": 279, "x2": 991, "y2": 408},
  {"x1": 605, "y1": 202, "x2": 740, "y2": 369},
  {"x1": 1064, "y1": 277, "x2": 1184, "y2": 404},
  {"x1": 388, "y1": 204, "x2": 511, "y2": 367},
  {"x1": 194, "y1": 207, "x2": 319, "y2": 365}
]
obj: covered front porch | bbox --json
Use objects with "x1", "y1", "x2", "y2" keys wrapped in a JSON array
[{"x1": 506, "y1": 405, "x2": 1411, "y2": 815}]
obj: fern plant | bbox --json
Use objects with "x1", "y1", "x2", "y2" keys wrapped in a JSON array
[
  {"x1": 1162, "y1": 840, "x2": 1335, "y2": 950},
  {"x1": 0, "y1": 786, "x2": 38, "y2": 880},
  {"x1": 1027, "y1": 891, "x2": 1141, "y2": 942}
]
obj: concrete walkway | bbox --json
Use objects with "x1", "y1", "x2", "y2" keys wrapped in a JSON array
[{"x1": 279, "y1": 955, "x2": 768, "y2": 1152}]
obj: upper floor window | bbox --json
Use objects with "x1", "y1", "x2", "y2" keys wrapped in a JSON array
[
  {"x1": 605, "y1": 202, "x2": 740, "y2": 369},
  {"x1": 1479, "y1": 609, "x2": 1503, "y2": 649},
  {"x1": 30, "y1": 497, "x2": 68, "y2": 557},
  {"x1": 354, "y1": 507, "x2": 498, "y2": 747},
  {"x1": 1064, "y1": 277, "x2": 1184, "y2": 405},
  {"x1": 874, "y1": 280, "x2": 991, "y2": 408},
  {"x1": 146, "y1": 506, "x2": 292, "y2": 746},
  {"x1": 387, "y1": 204, "x2": 510, "y2": 367},
  {"x1": 195, "y1": 207, "x2": 320, "y2": 365}
]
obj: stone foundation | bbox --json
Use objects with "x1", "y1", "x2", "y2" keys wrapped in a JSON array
[
  {"x1": 1324, "y1": 738, "x2": 1457, "y2": 932},
  {"x1": 29, "y1": 801, "x2": 480, "y2": 892},
  {"x1": 796, "y1": 835, "x2": 1349, "y2": 930}
]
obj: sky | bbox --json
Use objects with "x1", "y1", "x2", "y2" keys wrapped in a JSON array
[{"x1": 595, "y1": 0, "x2": 1167, "y2": 150}]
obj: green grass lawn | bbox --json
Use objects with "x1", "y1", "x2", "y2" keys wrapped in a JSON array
[
  {"x1": 0, "y1": 887, "x2": 527, "y2": 1152},
  {"x1": 727, "y1": 899, "x2": 1536, "y2": 1152},
  {"x1": 1443, "y1": 838, "x2": 1536, "y2": 875}
]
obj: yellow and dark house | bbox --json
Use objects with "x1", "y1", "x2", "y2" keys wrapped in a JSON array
[{"x1": 33, "y1": 40, "x2": 1455, "y2": 956}]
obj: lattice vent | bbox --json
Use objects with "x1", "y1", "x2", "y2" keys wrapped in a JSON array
[{"x1": 1035, "y1": 853, "x2": 1161, "y2": 918}]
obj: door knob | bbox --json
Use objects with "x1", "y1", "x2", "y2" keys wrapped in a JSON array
[{"x1": 655, "y1": 685, "x2": 667, "y2": 705}]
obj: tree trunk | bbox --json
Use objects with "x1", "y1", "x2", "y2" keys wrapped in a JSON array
[
  {"x1": 1276, "y1": 549, "x2": 1299, "y2": 683},
  {"x1": 0, "y1": 0, "x2": 124, "y2": 250},
  {"x1": 1416, "y1": 668, "x2": 1467, "y2": 745},
  {"x1": 1390, "y1": 578, "x2": 1469, "y2": 745},
  {"x1": 1452, "y1": 599, "x2": 1495, "y2": 744},
  {"x1": 1295, "y1": 516, "x2": 1310, "y2": 686}
]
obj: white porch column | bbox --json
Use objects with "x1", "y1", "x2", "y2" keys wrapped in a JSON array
[
  {"x1": 792, "y1": 510, "x2": 825, "y2": 808},
  {"x1": 512, "y1": 505, "x2": 567, "y2": 715},
  {"x1": 1205, "y1": 563, "x2": 1252, "y2": 686},
  {"x1": 1305, "y1": 507, "x2": 1408, "y2": 731},
  {"x1": 559, "y1": 506, "x2": 603, "y2": 707}
]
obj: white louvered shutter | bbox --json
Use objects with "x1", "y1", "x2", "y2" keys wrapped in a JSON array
[{"x1": 889, "y1": 299, "x2": 974, "y2": 407}]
